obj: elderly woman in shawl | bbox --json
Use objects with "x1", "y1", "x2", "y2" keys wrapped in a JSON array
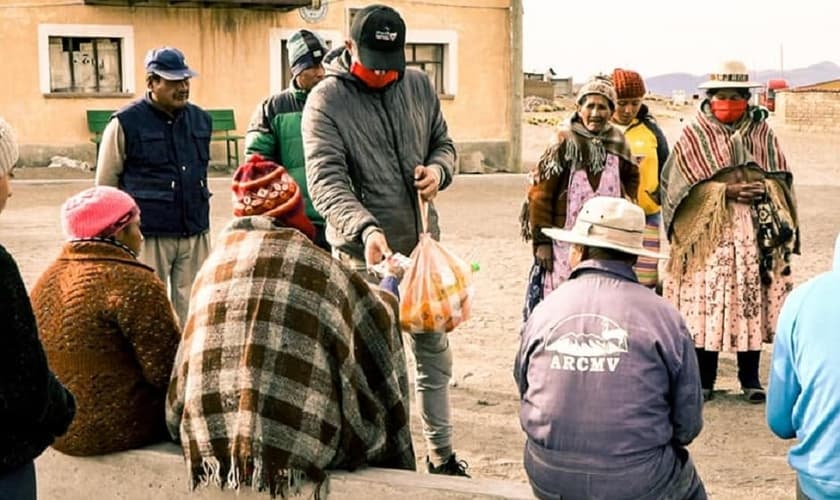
[
  {"x1": 166, "y1": 155, "x2": 414, "y2": 498},
  {"x1": 661, "y1": 60, "x2": 799, "y2": 404},
  {"x1": 521, "y1": 76, "x2": 639, "y2": 320}
]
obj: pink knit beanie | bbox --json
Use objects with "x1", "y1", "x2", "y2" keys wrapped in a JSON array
[{"x1": 61, "y1": 186, "x2": 140, "y2": 239}]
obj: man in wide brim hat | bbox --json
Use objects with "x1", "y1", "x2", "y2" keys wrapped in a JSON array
[
  {"x1": 515, "y1": 195, "x2": 706, "y2": 500},
  {"x1": 697, "y1": 60, "x2": 762, "y2": 89},
  {"x1": 541, "y1": 196, "x2": 668, "y2": 261}
]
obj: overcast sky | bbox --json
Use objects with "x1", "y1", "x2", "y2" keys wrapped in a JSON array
[{"x1": 522, "y1": 0, "x2": 840, "y2": 81}]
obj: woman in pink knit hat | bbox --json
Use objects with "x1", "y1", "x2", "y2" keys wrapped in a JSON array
[{"x1": 30, "y1": 185, "x2": 181, "y2": 456}]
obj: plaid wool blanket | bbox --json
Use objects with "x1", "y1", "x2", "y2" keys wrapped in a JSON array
[{"x1": 166, "y1": 216, "x2": 414, "y2": 498}]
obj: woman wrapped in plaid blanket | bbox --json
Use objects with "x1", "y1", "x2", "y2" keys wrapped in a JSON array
[{"x1": 166, "y1": 155, "x2": 414, "y2": 498}]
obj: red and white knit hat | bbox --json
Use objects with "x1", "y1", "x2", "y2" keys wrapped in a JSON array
[
  {"x1": 231, "y1": 154, "x2": 316, "y2": 240},
  {"x1": 61, "y1": 186, "x2": 140, "y2": 240}
]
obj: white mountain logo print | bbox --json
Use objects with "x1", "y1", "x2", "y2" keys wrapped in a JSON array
[{"x1": 544, "y1": 314, "x2": 629, "y2": 372}]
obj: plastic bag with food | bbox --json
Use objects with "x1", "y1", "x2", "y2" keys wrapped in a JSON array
[{"x1": 399, "y1": 199, "x2": 474, "y2": 334}]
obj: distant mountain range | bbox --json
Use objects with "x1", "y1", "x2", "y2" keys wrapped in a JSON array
[{"x1": 644, "y1": 61, "x2": 840, "y2": 96}]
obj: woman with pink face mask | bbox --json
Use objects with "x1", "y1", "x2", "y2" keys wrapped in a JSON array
[{"x1": 661, "y1": 60, "x2": 800, "y2": 404}]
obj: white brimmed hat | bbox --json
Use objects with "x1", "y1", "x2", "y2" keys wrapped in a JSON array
[
  {"x1": 542, "y1": 197, "x2": 668, "y2": 260},
  {"x1": 698, "y1": 60, "x2": 762, "y2": 89}
]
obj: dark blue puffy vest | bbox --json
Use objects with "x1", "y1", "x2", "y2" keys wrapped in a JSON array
[{"x1": 115, "y1": 97, "x2": 212, "y2": 236}]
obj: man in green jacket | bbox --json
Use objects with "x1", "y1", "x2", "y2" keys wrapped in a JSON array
[{"x1": 245, "y1": 29, "x2": 330, "y2": 250}]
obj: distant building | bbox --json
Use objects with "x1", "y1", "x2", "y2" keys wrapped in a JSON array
[
  {"x1": 774, "y1": 79, "x2": 840, "y2": 131},
  {"x1": 523, "y1": 69, "x2": 572, "y2": 99}
]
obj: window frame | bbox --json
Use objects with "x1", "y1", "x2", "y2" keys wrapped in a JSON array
[
  {"x1": 405, "y1": 43, "x2": 445, "y2": 93},
  {"x1": 405, "y1": 30, "x2": 458, "y2": 98},
  {"x1": 268, "y1": 29, "x2": 343, "y2": 94},
  {"x1": 38, "y1": 24, "x2": 135, "y2": 96}
]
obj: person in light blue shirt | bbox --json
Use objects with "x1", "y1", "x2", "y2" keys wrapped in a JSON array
[{"x1": 767, "y1": 233, "x2": 840, "y2": 500}]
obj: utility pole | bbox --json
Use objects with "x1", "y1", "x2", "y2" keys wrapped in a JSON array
[{"x1": 509, "y1": 0, "x2": 523, "y2": 173}]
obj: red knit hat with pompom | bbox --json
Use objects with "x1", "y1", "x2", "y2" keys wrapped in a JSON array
[{"x1": 231, "y1": 154, "x2": 316, "y2": 240}]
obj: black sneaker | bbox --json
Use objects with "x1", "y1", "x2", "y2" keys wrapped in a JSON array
[{"x1": 427, "y1": 454, "x2": 471, "y2": 478}]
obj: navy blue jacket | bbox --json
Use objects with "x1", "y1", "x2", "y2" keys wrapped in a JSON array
[{"x1": 115, "y1": 97, "x2": 211, "y2": 237}]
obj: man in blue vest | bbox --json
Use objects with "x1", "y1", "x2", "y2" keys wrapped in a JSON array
[{"x1": 96, "y1": 46, "x2": 212, "y2": 327}]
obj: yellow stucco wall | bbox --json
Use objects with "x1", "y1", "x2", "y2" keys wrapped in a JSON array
[{"x1": 0, "y1": 0, "x2": 514, "y2": 160}]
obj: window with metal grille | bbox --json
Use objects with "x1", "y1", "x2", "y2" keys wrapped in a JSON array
[
  {"x1": 48, "y1": 36, "x2": 123, "y2": 93},
  {"x1": 405, "y1": 43, "x2": 444, "y2": 93}
]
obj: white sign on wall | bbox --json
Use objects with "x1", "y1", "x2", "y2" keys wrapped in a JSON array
[{"x1": 299, "y1": 4, "x2": 328, "y2": 24}]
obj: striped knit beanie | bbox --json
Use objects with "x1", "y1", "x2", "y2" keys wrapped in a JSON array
[
  {"x1": 287, "y1": 30, "x2": 328, "y2": 77},
  {"x1": 0, "y1": 117, "x2": 20, "y2": 177},
  {"x1": 232, "y1": 155, "x2": 316, "y2": 240},
  {"x1": 612, "y1": 68, "x2": 646, "y2": 99}
]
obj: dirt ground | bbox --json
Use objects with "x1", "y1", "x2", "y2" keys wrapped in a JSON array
[{"x1": 2, "y1": 104, "x2": 838, "y2": 499}]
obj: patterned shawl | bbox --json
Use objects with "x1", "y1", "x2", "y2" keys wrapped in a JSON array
[
  {"x1": 661, "y1": 102, "x2": 792, "y2": 233},
  {"x1": 166, "y1": 216, "x2": 414, "y2": 498},
  {"x1": 537, "y1": 113, "x2": 634, "y2": 181}
]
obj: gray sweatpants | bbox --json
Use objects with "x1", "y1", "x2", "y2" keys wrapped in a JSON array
[
  {"x1": 336, "y1": 250, "x2": 455, "y2": 463},
  {"x1": 141, "y1": 232, "x2": 210, "y2": 329}
]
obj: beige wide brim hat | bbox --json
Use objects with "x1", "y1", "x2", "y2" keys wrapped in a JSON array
[
  {"x1": 542, "y1": 196, "x2": 668, "y2": 260},
  {"x1": 698, "y1": 60, "x2": 762, "y2": 89}
]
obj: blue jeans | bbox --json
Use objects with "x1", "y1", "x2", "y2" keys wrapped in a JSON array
[
  {"x1": 409, "y1": 332, "x2": 454, "y2": 463},
  {"x1": 0, "y1": 461, "x2": 36, "y2": 500}
]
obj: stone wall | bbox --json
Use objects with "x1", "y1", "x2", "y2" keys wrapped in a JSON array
[
  {"x1": 775, "y1": 91, "x2": 840, "y2": 131},
  {"x1": 36, "y1": 443, "x2": 535, "y2": 500}
]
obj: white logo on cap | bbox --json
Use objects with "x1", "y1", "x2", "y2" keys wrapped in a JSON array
[{"x1": 375, "y1": 29, "x2": 398, "y2": 42}]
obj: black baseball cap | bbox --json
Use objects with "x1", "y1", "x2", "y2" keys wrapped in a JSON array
[{"x1": 350, "y1": 5, "x2": 406, "y2": 72}]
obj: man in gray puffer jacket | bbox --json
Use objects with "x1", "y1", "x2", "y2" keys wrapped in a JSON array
[{"x1": 302, "y1": 4, "x2": 467, "y2": 477}]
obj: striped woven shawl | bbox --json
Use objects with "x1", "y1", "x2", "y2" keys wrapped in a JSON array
[{"x1": 661, "y1": 104, "x2": 791, "y2": 234}]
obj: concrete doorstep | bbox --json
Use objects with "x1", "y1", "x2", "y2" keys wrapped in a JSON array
[{"x1": 35, "y1": 443, "x2": 535, "y2": 499}]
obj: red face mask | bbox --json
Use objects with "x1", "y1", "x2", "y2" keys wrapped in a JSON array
[
  {"x1": 710, "y1": 99, "x2": 748, "y2": 124},
  {"x1": 350, "y1": 61, "x2": 399, "y2": 90}
]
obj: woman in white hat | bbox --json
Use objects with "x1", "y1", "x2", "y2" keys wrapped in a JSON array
[{"x1": 660, "y1": 60, "x2": 799, "y2": 403}]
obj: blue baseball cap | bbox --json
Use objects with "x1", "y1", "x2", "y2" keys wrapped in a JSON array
[{"x1": 144, "y1": 47, "x2": 198, "y2": 80}]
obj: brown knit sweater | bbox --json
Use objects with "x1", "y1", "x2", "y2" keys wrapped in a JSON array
[{"x1": 30, "y1": 240, "x2": 180, "y2": 456}]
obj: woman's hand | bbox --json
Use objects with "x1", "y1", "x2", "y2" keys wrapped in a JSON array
[
  {"x1": 726, "y1": 181, "x2": 765, "y2": 203},
  {"x1": 535, "y1": 243, "x2": 553, "y2": 271}
]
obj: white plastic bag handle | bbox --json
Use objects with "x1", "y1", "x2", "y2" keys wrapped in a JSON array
[{"x1": 418, "y1": 193, "x2": 430, "y2": 235}]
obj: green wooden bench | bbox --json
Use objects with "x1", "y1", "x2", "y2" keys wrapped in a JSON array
[
  {"x1": 208, "y1": 108, "x2": 244, "y2": 170},
  {"x1": 86, "y1": 109, "x2": 114, "y2": 161},
  {"x1": 86, "y1": 108, "x2": 243, "y2": 169}
]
